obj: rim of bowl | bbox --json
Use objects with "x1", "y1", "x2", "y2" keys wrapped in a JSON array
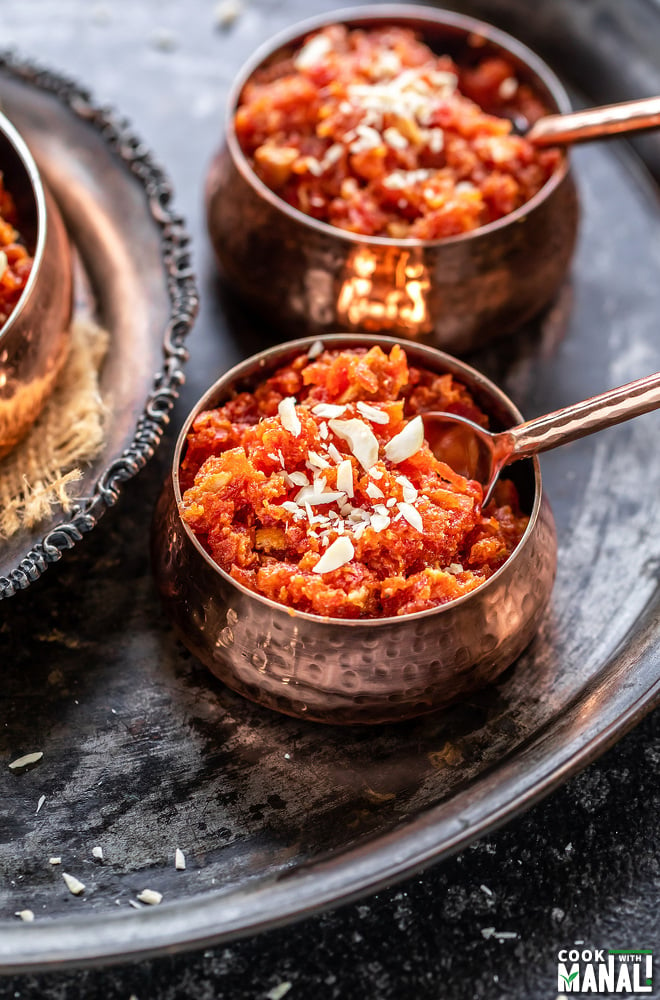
[
  {"x1": 223, "y1": 3, "x2": 573, "y2": 250},
  {"x1": 171, "y1": 334, "x2": 546, "y2": 628},
  {"x1": 0, "y1": 109, "x2": 46, "y2": 343}
]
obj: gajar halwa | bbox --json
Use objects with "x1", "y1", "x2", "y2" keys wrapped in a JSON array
[
  {"x1": 0, "y1": 173, "x2": 33, "y2": 327},
  {"x1": 180, "y1": 345, "x2": 529, "y2": 619},
  {"x1": 234, "y1": 25, "x2": 562, "y2": 239}
]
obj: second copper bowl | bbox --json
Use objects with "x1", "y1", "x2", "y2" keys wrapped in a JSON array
[
  {"x1": 0, "y1": 111, "x2": 72, "y2": 458},
  {"x1": 206, "y1": 5, "x2": 579, "y2": 353},
  {"x1": 153, "y1": 335, "x2": 557, "y2": 725}
]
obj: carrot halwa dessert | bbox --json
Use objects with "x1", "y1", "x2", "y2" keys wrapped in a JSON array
[
  {"x1": 180, "y1": 345, "x2": 529, "y2": 619},
  {"x1": 234, "y1": 25, "x2": 561, "y2": 239},
  {"x1": 0, "y1": 173, "x2": 33, "y2": 327}
]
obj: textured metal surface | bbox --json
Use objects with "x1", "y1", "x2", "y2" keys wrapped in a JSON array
[
  {"x1": 0, "y1": 52, "x2": 197, "y2": 597},
  {"x1": 153, "y1": 334, "x2": 557, "y2": 724},
  {"x1": 207, "y1": 5, "x2": 579, "y2": 353},
  {"x1": 1, "y1": 0, "x2": 660, "y2": 976}
]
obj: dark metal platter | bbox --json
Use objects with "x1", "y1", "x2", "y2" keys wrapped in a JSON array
[
  {"x1": 2, "y1": 0, "x2": 660, "y2": 973},
  {"x1": 0, "y1": 52, "x2": 197, "y2": 598}
]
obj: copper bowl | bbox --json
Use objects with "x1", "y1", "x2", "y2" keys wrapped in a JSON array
[
  {"x1": 206, "y1": 5, "x2": 579, "y2": 354},
  {"x1": 152, "y1": 335, "x2": 557, "y2": 725},
  {"x1": 0, "y1": 110, "x2": 73, "y2": 457}
]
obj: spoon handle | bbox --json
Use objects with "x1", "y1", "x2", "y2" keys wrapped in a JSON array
[
  {"x1": 507, "y1": 371, "x2": 660, "y2": 461},
  {"x1": 527, "y1": 95, "x2": 660, "y2": 147}
]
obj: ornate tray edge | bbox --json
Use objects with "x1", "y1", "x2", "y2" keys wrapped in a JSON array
[{"x1": 0, "y1": 48, "x2": 199, "y2": 600}]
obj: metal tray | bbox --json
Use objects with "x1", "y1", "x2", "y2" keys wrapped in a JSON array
[
  {"x1": 2, "y1": 0, "x2": 660, "y2": 973},
  {"x1": 0, "y1": 52, "x2": 197, "y2": 599}
]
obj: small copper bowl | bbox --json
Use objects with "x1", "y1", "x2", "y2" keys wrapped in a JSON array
[
  {"x1": 0, "y1": 111, "x2": 73, "y2": 457},
  {"x1": 206, "y1": 5, "x2": 579, "y2": 354},
  {"x1": 152, "y1": 335, "x2": 557, "y2": 725}
]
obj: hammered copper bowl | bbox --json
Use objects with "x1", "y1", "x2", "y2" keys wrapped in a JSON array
[
  {"x1": 152, "y1": 335, "x2": 557, "y2": 725},
  {"x1": 206, "y1": 5, "x2": 579, "y2": 354},
  {"x1": 0, "y1": 110, "x2": 72, "y2": 458}
]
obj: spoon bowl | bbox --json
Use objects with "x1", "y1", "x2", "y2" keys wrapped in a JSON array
[{"x1": 423, "y1": 369, "x2": 660, "y2": 507}]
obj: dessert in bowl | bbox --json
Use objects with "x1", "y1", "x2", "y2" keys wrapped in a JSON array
[
  {"x1": 206, "y1": 5, "x2": 579, "y2": 352},
  {"x1": 0, "y1": 110, "x2": 72, "y2": 458},
  {"x1": 152, "y1": 335, "x2": 557, "y2": 724}
]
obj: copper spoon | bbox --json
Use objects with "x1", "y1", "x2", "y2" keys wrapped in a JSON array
[
  {"x1": 520, "y1": 95, "x2": 660, "y2": 146},
  {"x1": 422, "y1": 371, "x2": 660, "y2": 507}
]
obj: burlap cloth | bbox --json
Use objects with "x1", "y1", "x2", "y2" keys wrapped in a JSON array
[{"x1": 0, "y1": 317, "x2": 109, "y2": 538}]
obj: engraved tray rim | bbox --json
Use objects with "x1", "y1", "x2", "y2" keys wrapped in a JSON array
[{"x1": 0, "y1": 49, "x2": 198, "y2": 601}]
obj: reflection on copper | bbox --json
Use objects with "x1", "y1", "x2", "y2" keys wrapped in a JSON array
[{"x1": 337, "y1": 246, "x2": 432, "y2": 338}]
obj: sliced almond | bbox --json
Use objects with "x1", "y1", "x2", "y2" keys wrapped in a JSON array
[
  {"x1": 426, "y1": 127, "x2": 445, "y2": 153},
  {"x1": 307, "y1": 339, "x2": 324, "y2": 359},
  {"x1": 498, "y1": 77, "x2": 518, "y2": 100},
  {"x1": 62, "y1": 872, "x2": 85, "y2": 896},
  {"x1": 295, "y1": 477, "x2": 326, "y2": 503},
  {"x1": 312, "y1": 403, "x2": 346, "y2": 418},
  {"x1": 278, "y1": 397, "x2": 301, "y2": 437},
  {"x1": 398, "y1": 501, "x2": 423, "y2": 532},
  {"x1": 396, "y1": 474, "x2": 418, "y2": 503},
  {"x1": 370, "y1": 513, "x2": 390, "y2": 533},
  {"x1": 384, "y1": 416, "x2": 424, "y2": 464},
  {"x1": 300, "y1": 491, "x2": 346, "y2": 506},
  {"x1": 8, "y1": 751, "x2": 43, "y2": 772},
  {"x1": 329, "y1": 418, "x2": 379, "y2": 471},
  {"x1": 336, "y1": 459, "x2": 354, "y2": 498},
  {"x1": 307, "y1": 451, "x2": 330, "y2": 470},
  {"x1": 383, "y1": 126, "x2": 408, "y2": 150},
  {"x1": 366, "y1": 482, "x2": 384, "y2": 499},
  {"x1": 312, "y1": 535, "x2": 354, "y2": 574},
  {"x1": 137, "y1": 889, "x2": 163, "y2": 906},
  {"x1": 323, "y1": 144, "x2": 344, "y2": 168},
  {"x1": 287, "y1": 471, "x2": 309, "y2": 487},
  {"x1": 294, "y1": 33, "x2": 333, "y2": 71},
  {"x1": 356, "y1": 402, "x2": 390, "y2": 425}
]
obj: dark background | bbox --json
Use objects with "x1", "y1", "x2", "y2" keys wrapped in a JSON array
[{"x1": 1, "y1": 1, "x2": 659, "y2": 997}]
